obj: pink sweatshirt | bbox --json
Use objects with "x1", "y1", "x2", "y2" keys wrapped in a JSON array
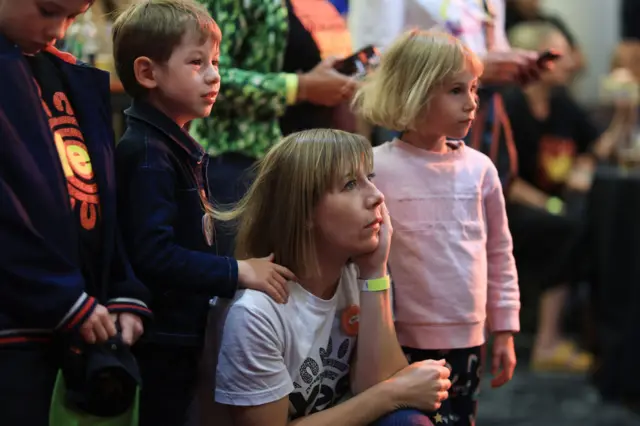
[{"x1": 374, "y1": 139, "x2": 520, "y2": 350}]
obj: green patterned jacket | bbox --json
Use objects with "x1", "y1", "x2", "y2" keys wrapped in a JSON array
[{"x1": 191, "y1": 0, "x2": 290, "y2": 159}]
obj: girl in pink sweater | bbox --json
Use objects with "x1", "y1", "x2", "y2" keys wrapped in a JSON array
[{"x1": 353, "y1": 30, "x2": 520, "y2": 426}]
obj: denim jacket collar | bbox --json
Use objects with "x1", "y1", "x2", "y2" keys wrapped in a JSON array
[{"x1": 125, "y1": 99, "x2": 206, "y2": 163}]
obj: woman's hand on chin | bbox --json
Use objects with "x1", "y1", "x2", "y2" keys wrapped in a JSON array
[{"x1": 354, "y1": 203, "x2": 392, "y2": 279}]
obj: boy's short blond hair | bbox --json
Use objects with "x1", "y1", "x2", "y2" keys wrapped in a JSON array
[
  {"x1": 112, "y1": 0, "x2": 221, "y2": 98},
  {"x1": 352, "y1": 30, "x2": 483, "y2": 131}
]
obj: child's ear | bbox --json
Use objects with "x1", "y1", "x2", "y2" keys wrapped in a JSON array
[{"x1": 133, "y1": 56, "x2": 158, "y2": 90}]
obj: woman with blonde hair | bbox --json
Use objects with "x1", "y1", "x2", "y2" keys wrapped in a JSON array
[
  {"x1": 354, "y1": 30, "x2": 520, "y2": 426},
  {"x1": 200, "y1": 128, "x2": 451, "y2": 426}
]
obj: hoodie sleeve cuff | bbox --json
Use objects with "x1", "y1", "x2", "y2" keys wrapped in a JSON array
[
  {"x1": 56, "y1": 292, "x2": 98, "y2": 332},
  {"x1": 106, "y1": 298, "x2": 153, "y2": 322},
  {"x1": 488, "y1": 307, "x2": 520, "y2": 333}
]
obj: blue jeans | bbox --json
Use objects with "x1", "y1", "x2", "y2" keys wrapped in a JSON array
[{"x1": 372, "y1": 409, "x2": 433, "y2": 426}]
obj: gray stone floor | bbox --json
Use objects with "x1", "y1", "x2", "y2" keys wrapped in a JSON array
[
  {"x1": 477, "y1": 368, "x2": 640, "y2": 426},
  {"x1": 477, "y1": 337, "x2": 640, "y2": 426}
]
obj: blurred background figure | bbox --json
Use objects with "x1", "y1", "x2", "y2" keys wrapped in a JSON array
[
  {"x1": 329, "y1": 0, "x2": 349, "y2": 15},
  {"x1": 621, "y1": 0, "x2": 640, "y2": 41},
  {"x1": 505, "y1": 0, "x2": 586, "y2": 77},
  {"x1": 612, "y1": 39, "x2": 640, "y2": 84},
  {"x1": 503, "y1": 20, "x2": 635, "y2": 373}
]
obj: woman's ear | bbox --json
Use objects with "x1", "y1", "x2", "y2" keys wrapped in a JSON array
[{"x1": 133, "y1": 56, "x2": 158, "y2": 90}]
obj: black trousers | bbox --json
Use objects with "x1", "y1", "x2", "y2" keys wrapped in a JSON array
[
  {"x1": 507, "y1": 202, "x2": 587, "y2": 291},
  {"x1": 0, "y1": 346, "x2": 59, "y2": 426},
  {"x1": 403, "y1": 346, "x2": 483, "y2": 426},
  {"x1": 135, "y1": 343, "x2": 202, "y2": 426}
]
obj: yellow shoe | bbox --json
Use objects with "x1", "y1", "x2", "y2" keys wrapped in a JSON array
[{"x1": 531, "y1": 341, "x2": 593, "y2": 373}]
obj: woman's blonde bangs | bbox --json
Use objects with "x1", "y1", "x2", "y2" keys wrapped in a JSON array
[
  {"x1": 313, "y1": 131, "x2": 373, "y2": 189},
  {"x1": 268, "y1": 129, "x2": 373, "y2": 198},
  {"x1": 214, "y1": 129, "x2": 373, "y2": 277}
]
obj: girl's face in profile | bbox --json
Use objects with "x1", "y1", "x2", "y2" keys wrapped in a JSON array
[
  {"x1": 418, "y1": 68, "x2": 479, "y2": 140},
  {"x1": 313, "y1": 164, "x2": 384, "y2": 259}
]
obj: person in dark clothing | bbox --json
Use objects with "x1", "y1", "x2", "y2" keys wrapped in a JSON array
[
  {"x1": 506, "y1": 0, "x2": 585, "y2": 76},
  {"x1": 505, "y1": 21, "x2": 635, "y2": 372},
  {"x1": 111, "y1": 2, "x2": 295, "y2": 425},
  {"x1": 621, "y1": 0, "x2": 640, "y2": 40},
  {"x1": 0, "y1": 0, "x2": 152, "y2": 424}
]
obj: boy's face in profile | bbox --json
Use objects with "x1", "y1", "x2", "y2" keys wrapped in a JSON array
[
  {"x1": 0, "y1": 0, "x2": 91, "y2": 54},
  {"x1": 150, "y1": 31, "x2": 221, "y2": 127}
]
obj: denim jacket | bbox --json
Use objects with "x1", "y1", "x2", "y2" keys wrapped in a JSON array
[{"x1": 116, "y1": 100, "x2": 238, "y2": 346}]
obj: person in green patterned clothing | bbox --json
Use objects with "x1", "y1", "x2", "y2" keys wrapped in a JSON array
[{"x1": 192, "y1": 0, "x2": 357, "y2": 255}]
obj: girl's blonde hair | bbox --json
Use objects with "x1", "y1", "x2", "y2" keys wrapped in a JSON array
[
  {"x1": 213, "y1": 129, "x2": 373, "y2": 276},
  {"x1": 352, "y1": 30, "x2": 483, "y2": 131}
]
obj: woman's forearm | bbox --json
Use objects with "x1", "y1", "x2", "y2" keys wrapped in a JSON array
[
  {"x1": 290, "y1": 381, "x2": 397, "y2": 426},
  {"x1": 353, "y1": 272, "x2": 408, "y2": 394},
  {"x1": 593, "y1": 106, "x2": 636, "y2": 159},
  {"x1": 507, "y1": 177, "x2": 550, "y2": 209}
]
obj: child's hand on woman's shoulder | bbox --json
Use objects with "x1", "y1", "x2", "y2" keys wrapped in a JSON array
[{"x1": 237, "y1": 254, "x2": 296, "y2": 304}]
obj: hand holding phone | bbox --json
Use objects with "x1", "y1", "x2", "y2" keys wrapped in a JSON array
[
  {"x1": 298, "y1": 57, "x2": 357, "y2": 107},
  {"x1": 514, "y1": 49, "x2": 560, "y2": 85},
  {"x1": 536, "y1": 49, "x2": 562, "y2": 69},
  {"x1": 334, "y1": 45, "x2": 381, "y2": 79}
]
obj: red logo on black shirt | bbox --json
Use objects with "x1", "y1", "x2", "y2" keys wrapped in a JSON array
[
  {"x1": 537, "y1": 135, "x2": 577, "y2": 192},
  {"x1": 35, "y1": 81, "x2": 101, "y2": 230}
]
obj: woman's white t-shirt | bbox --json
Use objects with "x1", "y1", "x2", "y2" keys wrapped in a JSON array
[{"x1": 213, "y1": 264, "x2": 360, "y2": 421}]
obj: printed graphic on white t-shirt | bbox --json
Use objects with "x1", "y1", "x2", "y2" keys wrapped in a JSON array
[
  {"x1": 288, "y1": 314, "x2": 354, "y2": 418},
  {"x1": 212, "y1": 265, "x2": 360, "y2": 424}
]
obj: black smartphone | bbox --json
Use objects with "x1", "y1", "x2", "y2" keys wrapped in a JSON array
[
  {"x1": 334, "y1": 45, "x2": 381, "y2": 78},
  {"x1": 536, "y1": 49, "x2": 562, "y2": 68}
]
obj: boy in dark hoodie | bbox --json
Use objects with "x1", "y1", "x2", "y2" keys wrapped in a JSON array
[{"x1": 0, "y1": 1, "x2": 151, "y2": 423}]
